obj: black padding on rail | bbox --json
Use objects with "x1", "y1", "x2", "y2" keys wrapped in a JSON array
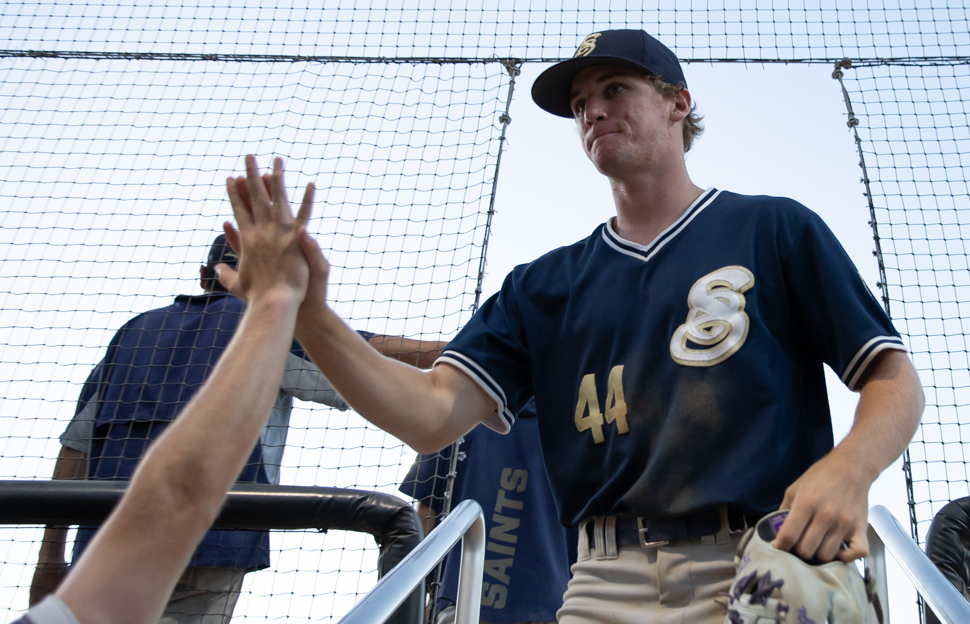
[
  {"x1": 925, "y1": 496, "x2": 970, "y2": 624},
  {"x1": 0, "y1": 480, "x2": 424, "y2": 624}
]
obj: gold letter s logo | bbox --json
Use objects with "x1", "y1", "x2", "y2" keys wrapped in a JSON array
[
  {"x1": 670, "y1": 266, "x2": 754, "y2": 367},
  {"x1": 574, "y1": 33, "x2": 602, "y2": 58}
]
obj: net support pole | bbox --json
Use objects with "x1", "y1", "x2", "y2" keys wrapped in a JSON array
[{"x1": 831, "y1": 59, "x2": 920, "y2": 547}]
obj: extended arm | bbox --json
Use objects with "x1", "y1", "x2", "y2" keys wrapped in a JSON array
[
  {"x1": 52, "y1": 156, "x2": 312, "y2": 624},
  {"x1": 775, "y1": 349, "x2": 924, "y2": 561},
  {"x1": 293, "y1": 307, "x2": 491, "y2": 453},
  {"x1": 29, "y1": 446, "x2": 88, "y2": 606}
]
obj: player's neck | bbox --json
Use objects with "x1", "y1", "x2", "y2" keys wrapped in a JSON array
[{"x1": 609, "y1": 168, "x2": 704, "y2": 246}]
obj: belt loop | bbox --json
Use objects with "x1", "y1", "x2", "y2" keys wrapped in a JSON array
[
  {"x1": 714, "y1": 505, "x2": 732, "y2": 545},
  {"x1": 578, "y1": 518, "x2": 591, "y2": 562},
  {"x1": 604, "y1": 516, "x2": 618, "y2": 559},
  {"x1": 593, "y1": 517, "x2": 607, "y2": 560}
]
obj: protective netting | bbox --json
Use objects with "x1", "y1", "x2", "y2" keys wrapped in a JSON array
[
  {"x1": 1, "y1": 0, "x2": 968, "y2": 61},
  {"x1": 0, "y1": 56, "x2": 511, "y2": 620},
  {"x1": 838, "y1": 62, "x2": 970, "y2": 543},
  {"x1": 2, "y1": 1, "x2": 970, "y2": 622}
]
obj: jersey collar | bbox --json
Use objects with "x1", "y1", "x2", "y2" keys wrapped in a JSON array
[{"x1": 601, "y1": 188, "x2": 720, "y2": 263}]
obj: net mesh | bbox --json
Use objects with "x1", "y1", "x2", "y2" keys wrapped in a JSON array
[
  {"x1": 1, "y1": 1, "x2": 970, "y2": 622},
  {"x1": 840, "y1": 61, "x2": 970, "y2": 542},
  {"x1": 2, "y1": 1, "x2": 968, "y2": 61},
  {"x1": 0, "y1": 55, "x2": 511, "y2": 620}
]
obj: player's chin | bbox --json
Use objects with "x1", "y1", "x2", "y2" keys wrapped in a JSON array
[{"x1": 591, "y1": 152, "x2": 630, "y2": 177}]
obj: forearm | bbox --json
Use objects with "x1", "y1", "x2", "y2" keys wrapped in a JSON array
[
  {"x1": 37, "y1": 447, "x2": 88, "y2": 564},
  {"x1": 368, "y1": 335, "x2": 449, "y2": 369},
  {"x1": 296, "y1": 309, "x2": 488, "y2": 452},
  {"x1": 832, "y1": 349, "x2": 924, "y2": 481},
  {"x1": 776, "y1": 349, "x2": 924, "y2": 561}
]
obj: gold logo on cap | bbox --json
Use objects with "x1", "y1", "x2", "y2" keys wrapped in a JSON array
[{"x1": 574, "y1": 33, "x2": 602, "y2": 58}]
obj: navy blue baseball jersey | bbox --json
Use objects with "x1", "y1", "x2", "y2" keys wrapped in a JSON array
[
  {"x1": 437, "y1": 189, "x2": 905, "y2": 526},
  {"x1": 68, "y1": 292, "x2": 349, "y2": 571},
  {"x1": 400, "y1": 403, "x2": 576, "y2": 623}
]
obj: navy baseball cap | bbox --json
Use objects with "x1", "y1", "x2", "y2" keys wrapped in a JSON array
[
  {"x1": 531, "y1": 29, "x2": 686, "y2": 118},
  {"x1": 205, "y1": 234, "x2": 239, "y2": 269}
]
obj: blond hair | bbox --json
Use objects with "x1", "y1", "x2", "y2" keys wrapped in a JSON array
[{"x1": 650, "y1": 77, "x2": 704, "y2": 153}]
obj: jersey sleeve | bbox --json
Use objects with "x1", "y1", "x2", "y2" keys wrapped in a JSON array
[
  {"x1": 59, "y1": 361, "x2": 107, "y2": 455},
  {"x1": 434, "y1": 271, "x2": 533, "y2": 433},
  {"x1": 279, "y1": 352, "x2": 349, "y2": 410},
  {"x1": 786, "y1": 212, "x2": 906, "y2": 390},
  {"x1": 15, "y1": 595, "x2": 81, "y2": 624}
]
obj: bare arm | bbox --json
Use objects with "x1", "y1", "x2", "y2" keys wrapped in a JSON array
[
  {"x1": 55, "y1": 156, "x2": 311, "y2": 624},
  {"x1": 367, "y1": 335, "x2": 449, "y2": 369},
  {"x1": 775, "y1": 349, "x2": 924, "y2": 562},
  {"x1": 293, "y1": 305, "x2": 492, "y2": 453},
  {"x1": 416, "y1": 501, "x2": 439, "y2": 538},
  {"x1": 218, "y1": 160, "x2": 494, "y2": 453},
  {"x1": 30, "y1": 446, "x2": 88, "y2": 606}
]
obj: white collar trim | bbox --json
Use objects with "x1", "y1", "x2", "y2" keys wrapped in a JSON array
[{"x1": 601, "y1": 188, "x2": 720, "y2": 263}]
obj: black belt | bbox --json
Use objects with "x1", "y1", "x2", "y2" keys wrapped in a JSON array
[{"x1": 588, "y1": 507, "x2": 760, "y2": 548}]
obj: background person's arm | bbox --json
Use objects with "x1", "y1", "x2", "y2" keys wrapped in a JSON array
[
  {"x1": 53, "y1": 156, "x2": 311, "y2": 624},
  {"x1": 367, "y1": 335, "x2": 449, "y2": 369},
  {"x1": 774, "y1": 349, "x2": 924, "y2": 562},
  {"x1": 29, "y1": 446, "x2": 88, "y2": 606}
]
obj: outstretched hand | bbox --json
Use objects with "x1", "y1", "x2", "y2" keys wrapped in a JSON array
[{"x1": 219, "y1": 155, "x2": 312, "y2": 306}]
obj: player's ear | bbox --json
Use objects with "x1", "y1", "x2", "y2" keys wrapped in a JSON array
[
  {"x1": 670, "y1": 88, "x2": 691, "y2": 122},
  {"x1": 199, "y1": 265, "x2": 206, "y2": 290}
]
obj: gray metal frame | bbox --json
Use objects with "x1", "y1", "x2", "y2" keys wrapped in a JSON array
[
  {"x1": 339, "y1": 499, "x2": 486, "y2": 624},
  {"x1": 869, "y1": 505, "x2": 970, "y2": 624}
]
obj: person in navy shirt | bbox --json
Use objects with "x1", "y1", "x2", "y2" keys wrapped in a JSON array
[
  {"x1": 400, "y1": 400, "x2": 577, "y2": 624},
  {"x1": 30, "y1": 234, "x2": 446, "y2": 623},
  {"x1": 225, "y1": 26, "x2": 925, "y2": 621},
  {"x1": 16, "y1": 168, "x2": 326, "y2": 623}
]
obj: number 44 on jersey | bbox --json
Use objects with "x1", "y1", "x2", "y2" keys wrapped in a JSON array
[{"x1": 574, "y1": 365, "x2": 628, "y2": 443}]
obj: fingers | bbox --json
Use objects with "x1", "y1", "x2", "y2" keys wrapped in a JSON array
[
  {"x1": 838, "y1": 529, "x2": 869, "y2": 562},
  {"x1": 222, "y1": 222, "x2": 241, "y2": 256},
  {"x1": 270, "y1": 157, "x2": 293, "y2": 223},
  {"x1": 244, "y1": 154, "x2": 273, "y2": 223},
  {"x1": 299, "y1": 228, "x2": 330, "y2": 275},
  {"x1": 773, "y1": 506, "x2": 805, "y2": 554},
  {"x1": 215, "y1": 264, "x2": 242, "y2": 299},
  {"x1": 225, "y1": 177, "x2": 254, "y2": 228},
  {"x1": 296, "y1": 183, "x2": 314, "y2": 227},
  {"x1": 775, "y1": 503, "x2": 864, "y2": 562}
]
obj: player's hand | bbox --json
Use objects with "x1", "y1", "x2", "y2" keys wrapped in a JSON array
[
  {"x1": 774, "y1": 449, "x2": 872, "y2": 562},
  {"x1": 30, "y1": 561, "x2": 68, "y2": 606},
  {"x1": 296, "y1": 228, "x2": 333, "y2": 327},
  {"x1": 219, "y1": 155, "x2": 311, "y2": 308}
]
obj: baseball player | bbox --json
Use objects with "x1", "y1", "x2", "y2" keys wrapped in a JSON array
[
  {"x1": 223, "y1": 26, "x2": 924, "y2": 620},
  {"x1": 30, "y1": 234, "x2": 446, "y2": 623}
]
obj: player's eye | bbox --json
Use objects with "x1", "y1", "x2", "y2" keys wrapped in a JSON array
[
  {"x1": 571, "y1": 99, "x2": 586, "y2": 117},
  {"x1": 606, "y1": 83, "x2": 625, "y2": 96}
]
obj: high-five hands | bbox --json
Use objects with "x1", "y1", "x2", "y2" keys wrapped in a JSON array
[{"x1": 218, "y1": 155, "x2": 314, "y2": 307}]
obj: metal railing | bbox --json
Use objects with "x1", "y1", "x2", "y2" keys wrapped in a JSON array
[
  {"x1": 340, "y1": 499, "x2": 486, "y2": 624},
  {"x1": 868, "y1": 504, "x2": 970, "y2": 624}
]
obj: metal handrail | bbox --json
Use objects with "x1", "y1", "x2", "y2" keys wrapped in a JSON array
[
  {"x1": 869, "y1": 504, "x2": 970, "y2": 624},
  {"x1": 340, "y1": 499, "x2": 486, "y2": 624}
]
